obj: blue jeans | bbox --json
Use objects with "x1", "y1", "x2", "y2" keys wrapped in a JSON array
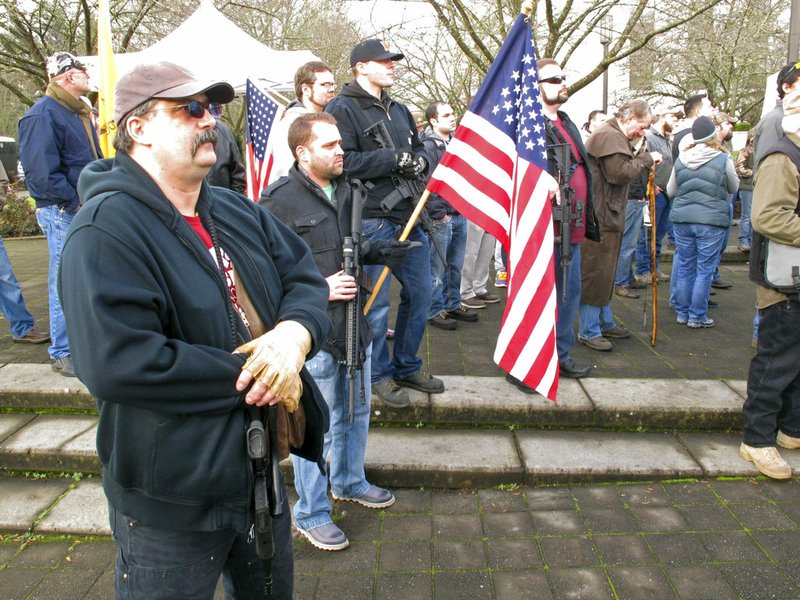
[
  {"x1": 614, "y1": 199, "x2": 646, "y2": 286},
  {"x1": 578, "y1": 302, "x2": 615, "y2": 340},
  {"x1": 429, "y1": 214, "x2": 467, "y2": 317},
  {"x1": 36, "y1": 205, "x2": 73, "y2": 358},
  {"x1": 292, "y1": 346, "x2": 372, "y2": 530},
  {"x1": 555, "y1": 243, "x2": 581, "y2": 362},
  {"x1": 738, "y1": 189, "x2": 753, "y2": 246},
  {"x1": 743, "y1": 300, "x2": 800, "y2": 446},
  {"x1": 712, "y1": 194, "x2": 734, "y2": 283},
  {"x1": 362, "y1": 219, "x2": 431, "y2": 382},
  {"x1": 0, "y1": 235, "x2": 36, "y2": 337},
  {"x1": 635, "y1": 192, "x2": 671, "y2": 275},
  {"x1": 109, "y1": 502, "x2": 293, "y2": 599},
  {"x1": 673, "y1": 223, "x2": 727, "y2": 323}
]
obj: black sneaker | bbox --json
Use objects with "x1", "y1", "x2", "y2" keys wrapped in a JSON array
[
  {"x1": 395, "y1": 371, "x2": 445, "y2": 394},
  {"x1": 477, "y1": 291, "x2": 501, "y2": 304},
  {"x1": 448, "y1": 306, "x2": 479, "y2": 322},
  {"x1": 559, "y1": 359, "x2": 591, "y2": 378},
  {"x1": 429, "y1": 313, "x2": 456, "y2": 330}
]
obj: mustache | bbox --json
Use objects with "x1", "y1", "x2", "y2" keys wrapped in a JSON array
[{"x1": 191, "y1": 129, "x2": 218, "y2": 157}]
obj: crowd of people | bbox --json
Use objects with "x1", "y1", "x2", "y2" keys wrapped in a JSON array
[{"x1": 4, "y1": 28, "x2": 799, "y2": 596}]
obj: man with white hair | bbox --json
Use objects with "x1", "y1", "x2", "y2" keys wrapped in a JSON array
[
  {"x1": 740, "y1": 89, "x2": 800, "y2": 480},
  {"x1": 18, "y1": 52, "x2": 102, "y2": 377}
]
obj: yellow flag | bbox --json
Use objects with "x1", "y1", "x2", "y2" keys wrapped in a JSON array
[{"x1": 97, "y1": 0, "x2": 117, "y2": 157}]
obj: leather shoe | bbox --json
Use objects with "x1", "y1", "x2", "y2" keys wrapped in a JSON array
[
  {"x1": 559, "y1": 359, "x2": 591, "y2": 378},
  {"x1": 429, "y1": 313, "x2": 456, "y2": 330},
  {"x1": 52, "y1": 355, "x2": 76, "y2": 377},
  {"x1": 629, "y1": 278, "x2": 648, "y2": 289},
  {"x1": 777, "y1": 431, "x2": 800, "y2": 449},
  {"x1": 504, "y1": 373, "x2": 535, "y2": 394},
  {"x1": 707, "y1": 299, "x2": 719, "y2": 308},
  {"x1": 711, "y1": 280, "x2": 732, "y2": 289},
  {"x1": 579, "y1": 336, "x2": 613, "y2": 351},
  {"x1": 448, "y1": 306, "x2": 479, "y2": 322},
  {"x1": 372, "y1": 380, "x2": 409, "y2": 407},
  {"x1": 12, "y1": 329, "x2": 50, "y2": 344},
  {"x1": 614, "y1": 285, "x2": 640, "y2": 299},
  {"x1": 602, "y1": 325, "x2": 631, "y2": 339},
  {"x1": 395, "y1": 371, "x2": 445, "y2": 394}
]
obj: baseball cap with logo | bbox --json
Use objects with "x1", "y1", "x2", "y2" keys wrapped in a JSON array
[
  {"x1": 113, "y1": 62, "x2": 235, "y2": 123},
  {"x1": 46, "y1": 52, "x2": 86, "y2": 78},
  {"x1": 349, "y1": 39, "x2": 404, "y2": 67}
]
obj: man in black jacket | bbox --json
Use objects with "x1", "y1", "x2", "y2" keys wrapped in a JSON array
[
  {"x1": 325, "y1": 39, "x2": 444, "y2": 407},
  {"x1": 261, "y1": 112, "x2": 414, "y2": 551},
  {"x1": 59, "y1": 62, "x2": 331, "y2": 599}
]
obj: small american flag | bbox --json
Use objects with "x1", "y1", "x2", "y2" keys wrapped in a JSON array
[
  {"x1": 245, "y1": 79, "x2": 283, "y2": 201},
  {"x1": 425, "y1": 14, "x2": 559, "y2": 400}
]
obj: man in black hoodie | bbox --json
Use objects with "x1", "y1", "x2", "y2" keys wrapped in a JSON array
[
  {"x1": 325, "y1": 39, "x2": 444, "y2": 408},
  {"x1": 59, "y1": 62, "x2": 331, "y2": 599}
]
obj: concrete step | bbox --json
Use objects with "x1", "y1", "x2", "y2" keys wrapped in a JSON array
[
  {"x1": 0, "y1": 365, "x2": 746, "y2": 430},
  {"x1": 0, "y1": 427, "x2": 786, "y2": 539}
]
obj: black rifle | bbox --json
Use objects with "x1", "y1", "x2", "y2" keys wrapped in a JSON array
[
  {"x1": 362, "y1": 120, "x2": 447, "y2": 268},
  {"x1": 343, "y1": 182, "x2": 366, "y2": 424},
  {"x1": 549, "y1": 142, "x2": 582, "y2": 302},
  {"x1": 247, "y1": 404, "x2": 288, "y2": 599}
]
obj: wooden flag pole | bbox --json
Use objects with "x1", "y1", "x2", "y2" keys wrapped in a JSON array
[{"x1": 363, "y1": 189, "x2": 432, "y2": 315}]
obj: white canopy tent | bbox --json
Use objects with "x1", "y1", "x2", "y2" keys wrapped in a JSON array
[{"x1": 79, "y1": 1, "x2": 318, "y2": 95}]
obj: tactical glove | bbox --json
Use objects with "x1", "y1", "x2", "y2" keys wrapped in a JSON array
[{"x1": 362, "y1": 240, "x2": 422, "y2": 270}]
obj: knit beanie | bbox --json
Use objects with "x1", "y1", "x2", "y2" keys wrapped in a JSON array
[{"x1": 691, "y1": 116, "x2": 716, "y2": 144}]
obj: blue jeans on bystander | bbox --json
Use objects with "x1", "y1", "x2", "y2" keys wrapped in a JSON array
[
  {"x1": 362, "y1": 219, "x2": 432, "y2": 383},
  {"x1": 293, "y1": 345, "x2": 373, "y2": 531},
  {"x1": 429, "y1": 214, "x2": 467, "y2": 317},
  {"x1": 614, "y1": 199, "x2": 646, "y2": 287},
  {"x1": 0, "y1": 235, "x2": 36, "y2": 338},
  {"x1": 673, "y1": 222, "x2": 727, "y2": 323},
  {"x1": 36, "y1": 205, "x2": 73, "y2": 358}
]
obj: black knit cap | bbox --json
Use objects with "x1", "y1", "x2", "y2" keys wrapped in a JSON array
[{"x1": 691, "y1": 116, "x2": 717, "y2": 144}]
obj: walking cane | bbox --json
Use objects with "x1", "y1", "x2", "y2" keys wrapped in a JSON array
[
  {"x1": 363, "y1": 190, "x2": 432, "y2": 315},
  {"x1": 647, "y1": 168, "x2": 658, "y2": 346}
]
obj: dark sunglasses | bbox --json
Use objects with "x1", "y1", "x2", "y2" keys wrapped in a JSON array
[
  {"x1": 540, "y1": 75, "x2": 567, "y2": 85},
  {"x1": 152, "y1": 100, "x2": 223, "y2": 119}
]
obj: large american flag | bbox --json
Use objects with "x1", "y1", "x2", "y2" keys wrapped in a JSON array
[
  {"x1": 245, "y1": 79, "x2": 283, "y2": 201},
  {"x1": 426, "y1": 14, "x2": 559, "y2": 400}
]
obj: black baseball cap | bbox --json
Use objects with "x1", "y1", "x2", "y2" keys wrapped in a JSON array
[{"x1": 350, "y1": 39, "x2": 404, "y2": 67}]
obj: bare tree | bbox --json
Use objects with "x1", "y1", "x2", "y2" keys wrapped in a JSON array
[
  {"x1": 628, "y1": 0, "x2": 790, "y2": 123},
  {"x1": 424, "y1": 0, "x2": 727, "y2": 96}
]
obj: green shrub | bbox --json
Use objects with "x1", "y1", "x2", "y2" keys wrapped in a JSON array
[{"x1": 0, "y1": 193, "x2": 39, "y2": 237}]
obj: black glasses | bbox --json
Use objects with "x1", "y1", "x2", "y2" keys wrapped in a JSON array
[
  {"x1": 540, "y1": 75, "x2": 567, "y2": 85},
  {"x1": 151, "y1": 100, "x2": 223, "y2": 119}
]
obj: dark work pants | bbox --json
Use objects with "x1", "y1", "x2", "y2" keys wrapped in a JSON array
[
  {"x1": 743, "y1": 299, "x2": 800, "y2": 447},
  {"x1": 110, "y1": 500, "x2": 294, "y2": 599}
]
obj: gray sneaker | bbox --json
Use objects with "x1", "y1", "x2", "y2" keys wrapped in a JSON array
[
  {"x1": 372, "y1": 379, "x2": 410, "y2": 407},
  {"x1": 295, "y1": 522, "x2": 349, "y2": 551},
  {"x1": 52, "y1": 355, "x2": 76, "y2": 377},
  {"x1": 333, "y1": 484, "x2": 396, "y2": 509}
]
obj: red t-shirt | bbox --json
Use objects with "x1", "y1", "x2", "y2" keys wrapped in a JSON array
[
  {"x1": 184, "y1": 215, "x2": 245, "y2": 321},
  {"x1": 551, "y1": 116, "x2": 589, "y2": 243}
]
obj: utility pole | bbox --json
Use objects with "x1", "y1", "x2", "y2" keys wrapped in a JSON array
[{"x1": 790, "y1": 0, "x2": 800, "y2": 63}]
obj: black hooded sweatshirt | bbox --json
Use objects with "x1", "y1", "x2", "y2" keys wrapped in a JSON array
[{"x1": 59, "y1": 153, "x2": 331, "y2": 533}]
